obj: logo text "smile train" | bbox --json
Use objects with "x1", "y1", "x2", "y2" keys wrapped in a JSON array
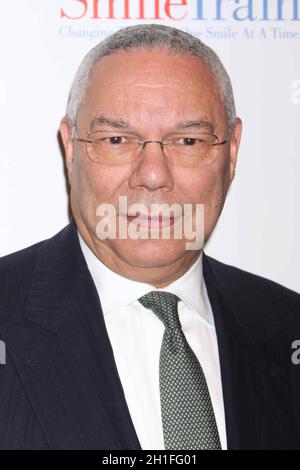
[{"x1": 61, "y1": 0, "x2": 300, "y2": 22}]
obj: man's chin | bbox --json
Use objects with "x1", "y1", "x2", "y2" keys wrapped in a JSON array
[{"x1": 108, "y1": 238, "x2": 189, "y2": 270}]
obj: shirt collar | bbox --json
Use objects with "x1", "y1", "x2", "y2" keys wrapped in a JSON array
[{"x1": 78, "y1": 230, "x2": 214, "y2": 325}]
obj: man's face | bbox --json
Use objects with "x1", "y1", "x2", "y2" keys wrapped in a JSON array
[{"x1": 61, "y1": 48, "x2": 241, "y2": 282}]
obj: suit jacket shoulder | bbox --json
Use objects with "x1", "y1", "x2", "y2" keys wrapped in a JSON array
[
  {"x1": 0, "y1": 224, "x2": 74, "y2": 323},
  {"x1": 0, "y1": 239, "x2": 43, "y2": 315},
  {"x1": 204, "y1": 254, "x2": 300, "y2": 335},
  {"x1": 206, "y1": 253, "x2": 300, "y2": 300}
]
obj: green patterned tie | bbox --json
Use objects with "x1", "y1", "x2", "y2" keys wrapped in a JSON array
[{"x1": 138, "y1": 290, "x2": 221, "y2": 450}]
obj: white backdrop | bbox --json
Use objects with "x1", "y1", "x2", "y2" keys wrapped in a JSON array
[{"x1": 0, "y1": 0, "x2": 299, "y2": 292}]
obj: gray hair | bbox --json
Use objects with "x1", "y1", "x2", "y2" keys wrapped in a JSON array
[{"x1": 66, "y1": 24, "x2": 236, "y2": 131}]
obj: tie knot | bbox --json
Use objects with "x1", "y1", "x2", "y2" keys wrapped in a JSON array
[{"x1": 138, "y1": 291, "x2": 181, "y2": 330}]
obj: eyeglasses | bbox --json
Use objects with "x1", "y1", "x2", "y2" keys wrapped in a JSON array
[{"x1": 74, "y1": 130, "x2": 229, "y2": 167}]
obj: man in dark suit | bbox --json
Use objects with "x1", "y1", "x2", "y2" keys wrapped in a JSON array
[{"x1": 0, "y1": 24, "x2": 300, "y2": 450}]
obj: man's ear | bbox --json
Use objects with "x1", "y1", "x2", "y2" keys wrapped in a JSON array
[
  {"x1": 60, "y1": 117, "x2": 74, "y2": 184},
  {"x1": 228, "y1": 117, "x2": 242, "y2": 183}
]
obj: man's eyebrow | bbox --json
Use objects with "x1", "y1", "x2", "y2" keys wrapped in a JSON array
[
  {"x1": 89, "y1": 115, "x2": 216, "y2": 133},
  {"x1": 90, "y1": 114, "x2": 131, "y2": 131},
  {"x1": 174, "y1": 120, "x2": 216, "y2": 134}
]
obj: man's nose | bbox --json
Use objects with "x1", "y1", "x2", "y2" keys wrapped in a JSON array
[{"x1": 129, "y1": 141, "x2": 175, "y2": 192}]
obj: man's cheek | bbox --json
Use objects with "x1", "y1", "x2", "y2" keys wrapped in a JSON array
[
  {"x1": 195, "y1": 176, "x2": 219, "y2": 205},
  {"x1": 86, "y1": 170, "x2": 127, "y2": 206}
]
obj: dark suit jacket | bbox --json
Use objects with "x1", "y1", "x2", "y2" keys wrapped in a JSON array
[{"x1": 0, "y1": 219, "x2": 300, "y2": 450}]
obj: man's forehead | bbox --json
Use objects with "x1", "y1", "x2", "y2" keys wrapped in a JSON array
[
  {"x1": 90, "y1": 48, "x2": 213, "y2": 81},
  {"x1": 77, "y1": 49, "x2": 224, "y2": 130},
  {"x1": 86, "y1": 50, "x2": 218, "y2": 107}
]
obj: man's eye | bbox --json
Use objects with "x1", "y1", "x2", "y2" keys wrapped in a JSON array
[
  {"x1": 105, "y1": 136, "x2": 126, "y2": 145},
  {"x1": 177, "y1": 138, "x2": 201, "y2": 146}
]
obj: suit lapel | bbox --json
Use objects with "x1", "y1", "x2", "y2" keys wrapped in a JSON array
[
  {"x1": 0, "y1": 220, "x2": 141, "y2": 450},
  {"x1": 203, "y1": 253, "x2": 295, "y2": 449}
]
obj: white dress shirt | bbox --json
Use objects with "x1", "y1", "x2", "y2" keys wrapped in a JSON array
[{"x1": 78, "y1": 231, "x2": 227, "y2": 450}]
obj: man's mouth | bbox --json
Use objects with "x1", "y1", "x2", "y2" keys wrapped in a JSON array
[{"x1": 126, "y1": 212, "x2": 176, "y2": 229}]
